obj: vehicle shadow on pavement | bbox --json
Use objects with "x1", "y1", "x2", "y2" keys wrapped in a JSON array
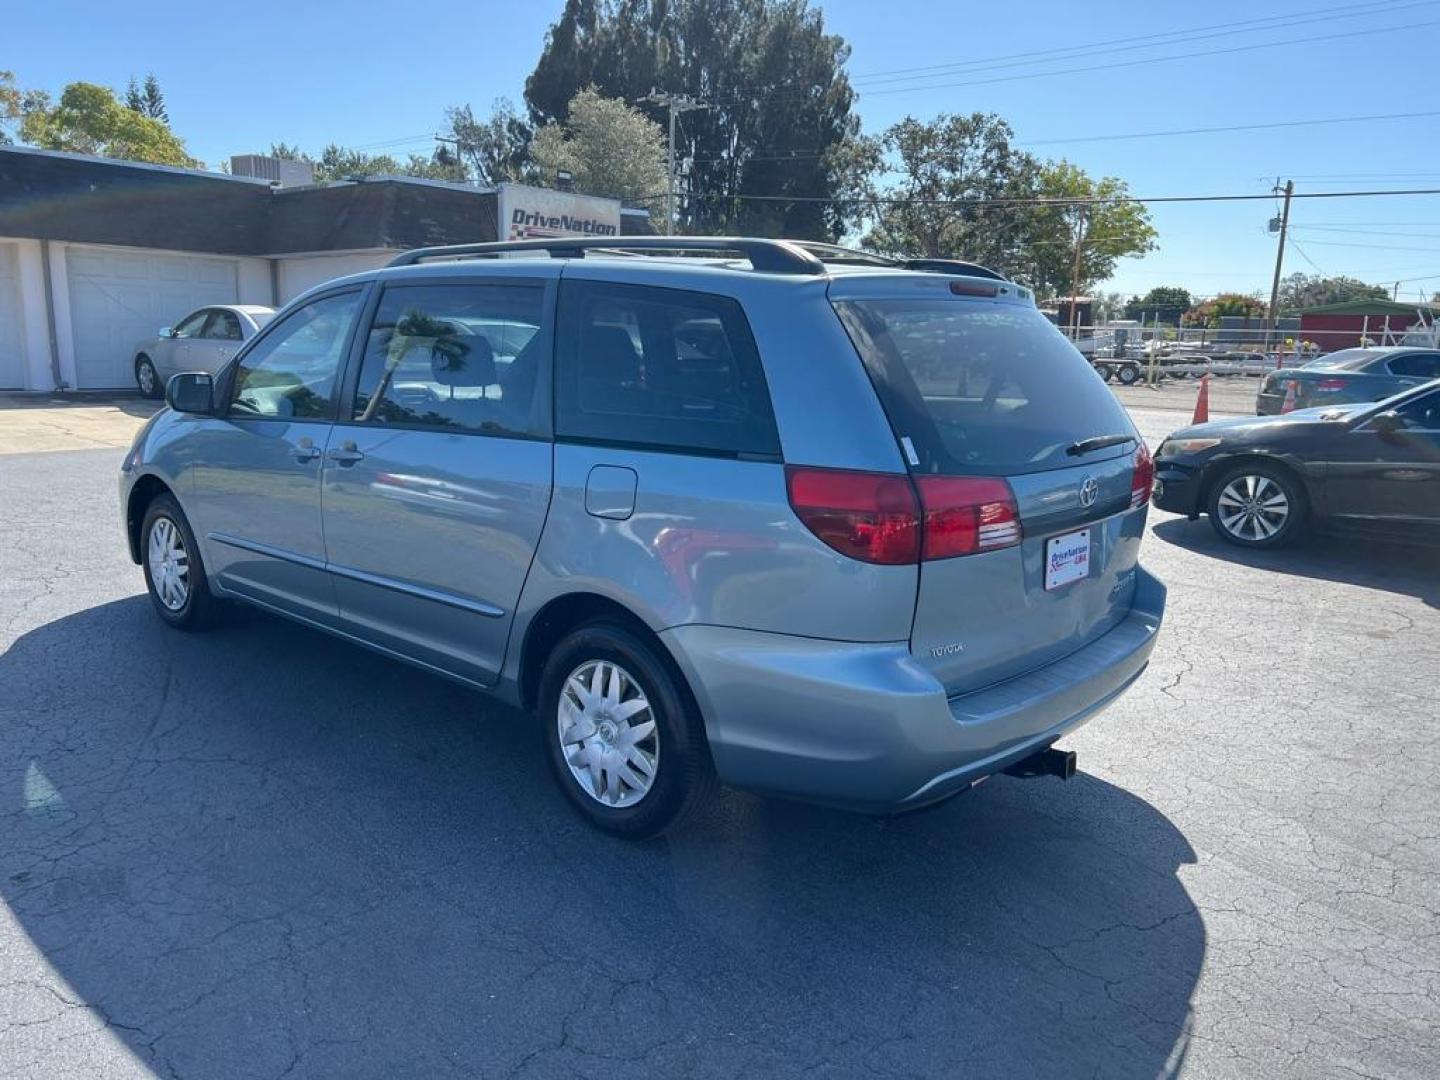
[
  {"x1": 1, "y1": 597, "x2": 1203, "y2": 1080},
  {"x1": 1152, "y1": 517, "x2": 1439, "y2": 609}
]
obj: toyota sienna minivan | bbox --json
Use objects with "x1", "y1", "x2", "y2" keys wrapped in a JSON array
[{"x1": 120, "y1": 237, "x2": 1165, "y2": 837}]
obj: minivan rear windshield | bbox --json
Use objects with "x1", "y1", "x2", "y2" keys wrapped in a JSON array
[{"x1": 833, "y1": 298, "x2": 1136, "y2": 476}]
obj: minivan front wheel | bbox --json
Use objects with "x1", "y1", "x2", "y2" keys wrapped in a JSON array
[
  {"x1": 539, "y1": 622, "x2": 716, "y2": 838},
  {"x1": 141, "y1": 494, "x2": 217, "y2": 629}
]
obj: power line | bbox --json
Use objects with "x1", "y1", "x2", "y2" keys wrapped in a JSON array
[
  {"x1": 633, "y1": 186, "x2": 1440, "y2": 207},
  {"x1": 849, "y1": 0, "x2": 1427, "y2": 86},
  {"x1": 1019, "y1": 109, "x2": 1440, "y2": 147},
  {"x1": 855, "y1": 17, "x2": 1440, "y2": 97}
]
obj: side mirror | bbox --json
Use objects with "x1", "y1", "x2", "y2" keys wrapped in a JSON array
[
  {"x1": 166, "y1": 372, "x2": 215, "y2": 415},
  {"x1": 159, "y1": 326, "x2": 175, "y2": 339},
  {"x1": 1371, "y1": 410, "x2": 1408, "y2": 439}
]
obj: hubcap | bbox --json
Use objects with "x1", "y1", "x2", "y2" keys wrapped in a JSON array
[
  {"x1": 556, "y1": 659, "x2": 658, "y2": 808},
  {"x1": 147, "y1": 516, "x2": 190, "y2": 611},
  {"x1": 138, "y1": 362, "x2": 155, "y2": 394},
  {"x1": 1217, "y1": 474, "x2": 1289, "y2": 541}
]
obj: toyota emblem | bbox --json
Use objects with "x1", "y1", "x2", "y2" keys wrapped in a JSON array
[{"x1": 1078, "y1": 476, "x2": 1100, "y2": 508}]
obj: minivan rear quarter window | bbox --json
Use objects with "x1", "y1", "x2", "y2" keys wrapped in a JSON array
[
  {"x1": 834, "y1": 298, "x2": 1135, "y2": 475},
  {"x1": 555, "y1": 280, "x2": 780, "y2": 458}
]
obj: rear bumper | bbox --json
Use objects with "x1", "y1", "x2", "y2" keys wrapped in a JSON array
[{"x1": 660, "y1": 566, "x2": 1165, "y2": 811}]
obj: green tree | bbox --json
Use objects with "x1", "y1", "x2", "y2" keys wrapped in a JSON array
[
  {"x1": 862, "y1": 112, "x2": 1041, "y2": 269},
  {"x1": 21, "y1": 82, "x2": 197, "y2": 166},
  {"x1": 1014, "y1": 161, "x2": 1157, "y2": 298},
  {"x1": 859, "y1": 116, "x2": 1155, "y2": 295},
  {"x1": 1124, "y1": 286, "x2": 1192, "y2": 323},
  {"x1": 275, "y1": 142, "x2": 466, "y2": 183},
  {"x1": 1, "y1": 70, "x2": 48, "y2": 145},
  {"x1": 1276, "y1": 273, "x2": 1387, "y2": 312},
  {"x1": 530, "y1": 88, "x2": 666, "y2": 210},
  {"x1": 443, "y1": 99, "x2": 535, "y2": 185},
  {"x1": 1183, "y1": 292, "x2": 1267, "y2": 327},
  {"x1": 524, "y1": 0, "x2": 865, "y2": 240},
  {"x1": 124, "y1": 74, "x2": 168, "y2": 123}
]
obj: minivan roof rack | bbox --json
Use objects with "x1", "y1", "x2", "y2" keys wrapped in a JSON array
[
  {"x1": 386, "y1": 236, "x2": 826, "y2": 275},
  {"x1": 791, "y1": 242, "x2": 1010, "y2": 282}
]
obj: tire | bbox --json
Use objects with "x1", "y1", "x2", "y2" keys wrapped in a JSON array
[
  {"x1": 1116, "y1": 363, "x2": 1142, "y2": 385},
  {"x1": 135, "y1": 355, "x2": 162, "y2": 399},
  {"x1": 1096, "y1": 365, "x2": 1115, "y2": 383},
  {"x1": 538, "y1": 621, "x2": 717, "y2": 839},
  {"x1": 140, "y1": 493, "x2": 218, "y2": 629},
  {"x1": 1206, "y1": 463, "x2": 1306, "y2": 548}
]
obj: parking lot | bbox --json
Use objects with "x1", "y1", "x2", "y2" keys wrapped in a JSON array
[{"x1": 0, "y1": 393, "x2": 1436, "y2": 1079}]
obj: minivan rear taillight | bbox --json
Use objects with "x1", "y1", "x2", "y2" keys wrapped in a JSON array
[
  {"x1": 786, "y1": 467, "x2": 1023, "y2": 564},
  {"x1": 915, "y1": 476, "x2": 1021, "y2": 558},
  {"x1": 1131, "y1": 442, "x2": 1155, "y2": 508},
  {"x1": 785, "y1": 467, "x2": 920, "y2": 565}
]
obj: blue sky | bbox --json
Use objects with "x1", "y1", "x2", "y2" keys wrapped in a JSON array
[{"x1": 8, "y1": 0, "x2": 1438, "y2": 300}]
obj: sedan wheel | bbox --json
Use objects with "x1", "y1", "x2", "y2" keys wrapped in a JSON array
[
  {"x1": 1208, "y1": 466, "x2": 1303, "y2": 547},
  {"x1": 135, "y1": 356, "x2": 160, "y2": 399}
]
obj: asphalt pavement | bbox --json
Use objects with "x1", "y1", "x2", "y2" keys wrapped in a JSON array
[{"x1": 0, "y1": 406, "x2": 1436, "y2": 1079}]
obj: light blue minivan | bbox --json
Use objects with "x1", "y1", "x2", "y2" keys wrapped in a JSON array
[{"x1": 120, "y1": 237, "x2": 1164, "y2": 837}]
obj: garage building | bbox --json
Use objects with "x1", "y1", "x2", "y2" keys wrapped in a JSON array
[{"x1": 0, "y1": 146, "x2": 649, "y2": 391}]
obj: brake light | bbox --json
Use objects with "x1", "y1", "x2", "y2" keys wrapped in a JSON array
[
  {"x1": 1315, "y1": 377, "x2": 1348, "y2": 390},
  {"x1": 1130, "y1": 441, "x2": 1155, "y2": 508},
  {"x1": 785, "y1": 467, "x2": 920, "y2": 565},
  {"x1": 949, "y1": 281, "x2": 999, "y2": 298},
  {"x1": 915, "y1": 476, "x2": 1021, "y2": 558}
]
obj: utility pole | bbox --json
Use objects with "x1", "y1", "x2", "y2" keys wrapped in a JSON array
[
  {"x1": 643, "y1": 92, "x2": 708, "y2": 235},
  {"x1": 1068, "y1": 205, "x2": 1088, "y2": 340},
  {"x1": 1264, "y1": 179, "x2": 1294, "y2": 358}
]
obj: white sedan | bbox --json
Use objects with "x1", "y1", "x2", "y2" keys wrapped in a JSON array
[{"x1": 132, "y1": 305, "x2": 275, "y2": 398}]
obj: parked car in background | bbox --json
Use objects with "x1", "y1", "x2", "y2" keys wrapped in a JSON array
[
  {"x1": 1154, "y1": 380, "x2": 1440, "y2": 547},
  {"x1": 133, "y1": 305, "x2": 275, "y2": 398},
  {"x1": 1255, "y1": 346, "x2": 1440, "y2": 415},
  {"x1": 118, "y1": 236, "x2": 1165, "y2": 838}
]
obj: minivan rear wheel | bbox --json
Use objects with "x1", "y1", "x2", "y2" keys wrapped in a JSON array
[{"x1": 539, "y1": 622, "x2": 716, "y2": 838}]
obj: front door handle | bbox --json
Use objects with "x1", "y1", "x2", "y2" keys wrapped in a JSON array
[
  {"x1": 291, "y1": 438, "x2": 322, "y2": 463},
  {"x1": 327, "y1": 440, "x2": 365, "y2": 465}
]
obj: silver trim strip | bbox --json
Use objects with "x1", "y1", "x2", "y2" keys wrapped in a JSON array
[
  {"x1": 208, "y1": 532, "x2": 506, "y2": 618},
  {"x1": 209, "y1": 531, "x2": 326, "y2": 570},
  {"x1": 325, "y1": 561, "x2": 505, "y2": 618}
]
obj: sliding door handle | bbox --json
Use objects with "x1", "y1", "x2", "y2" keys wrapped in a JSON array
[{"x1": 327, "y1": 440, "x2": 365, "y2": 465}]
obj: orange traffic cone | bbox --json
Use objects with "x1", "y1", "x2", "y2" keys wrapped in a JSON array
[
  {"x1": 1280, "y1": 380, "x2": 1297, "y2": 414},
  {"x1": 1191, "y1": 374, "x2": 1210, "y2": 424}
]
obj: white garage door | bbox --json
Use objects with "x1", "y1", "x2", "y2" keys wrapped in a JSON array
[
  {"x1": 66, "y1": 246, "x2": 238, "y2": 389},
  {"x1": 0, "y1": 243, "x2": 24, "y2": 390}
]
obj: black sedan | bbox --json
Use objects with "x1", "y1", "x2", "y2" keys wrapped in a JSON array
[
  {"x1": 1154, "y1": 380, "x2": 1440, "y2": 547},
  {"x1": 1255, "y1": 346, "x2": 1440, "y2": 415}
]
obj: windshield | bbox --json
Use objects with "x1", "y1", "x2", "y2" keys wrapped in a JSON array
[{"x1": 833, "y1": 298, "x2": 1136, "y2": 475}]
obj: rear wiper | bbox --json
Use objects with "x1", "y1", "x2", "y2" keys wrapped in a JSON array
[{"x1": 1066, "y1": 433, "x2": 1136, "y2": 456}]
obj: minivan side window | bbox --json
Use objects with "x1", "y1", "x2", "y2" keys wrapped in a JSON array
[
  {"x1": 228, "y1": 291, "x2": 361, "y2": 420},
  {"x1": 555, "y1": 280, "x2": 780, "y2": 457},
  {"x1": 351, "y1": 283, "x2": 546, "y2": 437}
]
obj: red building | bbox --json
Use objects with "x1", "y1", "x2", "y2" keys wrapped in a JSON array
[{"x1": 1298, "y1": 299, "x2": 1437, "y2": 353}]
